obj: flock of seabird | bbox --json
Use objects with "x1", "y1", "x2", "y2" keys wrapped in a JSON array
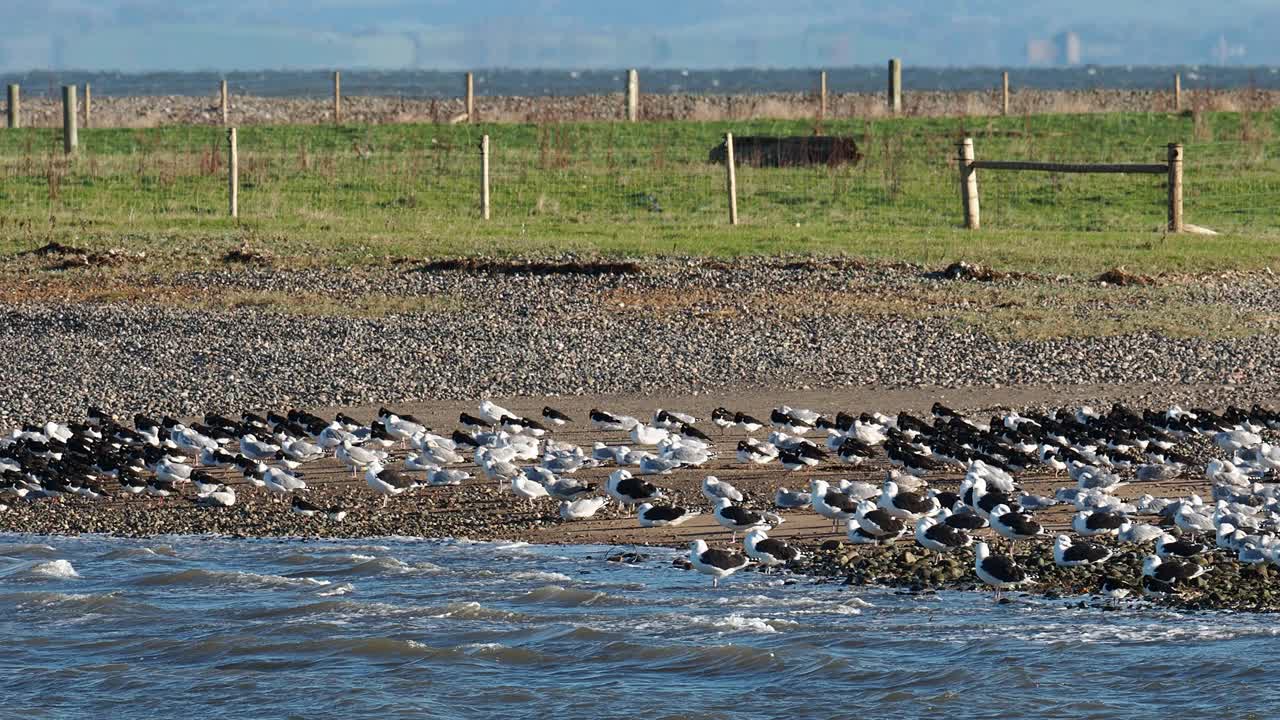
[{"x1": 3, "y1": 397, "x2": 1280, "y2": 603}]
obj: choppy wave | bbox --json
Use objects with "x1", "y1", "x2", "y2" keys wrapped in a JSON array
[
  {"x1": 22, "y1": 559, "x2": 80, "y2": 579},
  {"x1": 131, "y1": 568, "x2": 329, "y2": 589},
  {"x1": 2, "y1": 533, "x2": 1279, "y2": 718},
  {"x1": 515, "y1": 585, "x2": 630, "y2": 607}
]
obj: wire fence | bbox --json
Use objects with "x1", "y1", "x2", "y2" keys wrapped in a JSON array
[{"x1": 0, "y1": 113, "x2": 1277, "y2": 242}]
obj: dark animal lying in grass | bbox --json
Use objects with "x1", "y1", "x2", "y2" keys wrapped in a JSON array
[{"x1": 709, "y1": 136, "x2": 862, "y2": 168}]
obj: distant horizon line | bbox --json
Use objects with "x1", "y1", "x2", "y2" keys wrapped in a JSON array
[{"x1": 3, "y1": 64, "x2": 1279, "y2": 75}]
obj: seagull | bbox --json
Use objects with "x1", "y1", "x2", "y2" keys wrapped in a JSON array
[
  {"x1": 239, "y1": 434, "x2": 281, "y2": 462},
  {"x1": 689, "y1": 540, "x2": 750, "y2": 588},
  {"x1": 478, "y1": 400, "x2": 516, "y2": 426},
  {"x1": 636, "y1": 503, "x2": 698, "y2": 528},
  {"x1": 1053, "y1": 534, "x2": 1112, "y2": 567},
  {"x1": 1174, "y1": 505, "x2": 1215, "y2": 539},
  {"x1": 914, "y1": 516, "x2": 972, "y2": 554},
  {"x1": 878, "y1": 480, "x2": 940, "y2": 520},
  {"x1": 773, "y1": 487, "x2": 811, "y2": 509},
  {"x1": 1156, "y1": 533, "x2": 1207, "y2": 559},
  {"x1": 854, "y1": 500, "x2": 907, "y2": 544},
  {"x1": 811, "y1": 479, "x2": 859, "y2": 532},
  {"x1": 974, "y1": 541, "x2": 1032, "y2": 602},
  {"x1": 511, "y1": 476, "x2": 550, "y2": 507},
  {"x1": 1142, "y1": 554, "x2": 1206, "y2": 595},
  {"x1": 1072, "y1": 509, "x2": 1128, "y2": 537},
  {"x1": 743, "y1": 528, "x2": 800, "y2": 572},
  {"x1": 605, "y1": 469, "x2": 662, "y2": 512},
  {"x1": 713, "y1": 498, "x2": 769, "y2": 541},
  {"x1": 989, "y1": 504, "x2": 1043, "y2": 552},
  {"x1": 194, "y1": 484, "x2": 235, "y2": 507},
  {"x1": 559, "y1": 496, "x2": 608, "y2": 520},
  {"x1": 701, "y1": 476, "x2": 743, "y2": 503},
  {"x1": 338, "y1": 440, "x2": 385, "y2": 478},
  {"x1": 1118, "y1": 521, "x2": 1164, "y2": 545},
  {"x1": 365, "y1": 462, "x2": 412, "y2": 505}
]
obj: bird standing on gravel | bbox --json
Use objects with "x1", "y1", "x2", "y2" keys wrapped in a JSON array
[
  {"x1": 365, "y1": 462, "x2": 412, "y2": 505},
  {"x1": 712, "y1": 498, "x2": 769, "y2": 541},
  {"x1": 701, "y1": 476, "x2": 743, "y2": 503},
  {"x1": 743, "y1": 528, "x2": 800, "y2": 572},
  {"x1": 559, "y1": 496, "x2": 608, "y2": 520}
]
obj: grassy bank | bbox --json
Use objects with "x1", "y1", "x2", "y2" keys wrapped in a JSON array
[{"x1": 0, "y1": 111, "x2": 1277, "y2": 274}]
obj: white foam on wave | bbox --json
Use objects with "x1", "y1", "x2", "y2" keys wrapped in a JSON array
[
  {"x1": 28, "y1": 559, "x2": 80, "y2": 579},
  {"x1": 509, "y1": 571, "x2": 573, "y2": 583},
  {"x1": 317, "y1": 583, "x2": 356, "y2": 597},
  {"x1": 705, "y1": 613, "x2": 800, "y2": 634}
]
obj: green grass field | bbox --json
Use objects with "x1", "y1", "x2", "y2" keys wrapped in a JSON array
[{"x1": 0, "y1": 110, "x2": 1277, "y2": 274}]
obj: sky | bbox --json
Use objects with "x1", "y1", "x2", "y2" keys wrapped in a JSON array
[{"x1": 0, "y1": 0, "x2": 1276, "y2": 71}]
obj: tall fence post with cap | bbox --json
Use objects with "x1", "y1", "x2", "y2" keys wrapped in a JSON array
[
  {"x1": 62, "y1": 85, "x2": 78, "y2": 155},
  {"x1": 725, "y1": 133, "x2": 738, "y2": 226},
  {"x1": 1167, "y1": 143, "x2": 1183, "y2": 232},
  {"x1": 83, "y1": 83, "x2": 91, "y2": 129},
  {"x1": 6, "y1": 84, "x2": 17, "y2": 129},
  {"x1": 958, "y1": 137, "x2": 980, "y2": 230},
  {"x1": 1174, "y1": 73, "x2": 1182, "y2": 112},
  {"x1": 480, "y1": 134, "x2": 491, "y2": 220},
  {"x1": 1001, "y1": 71, "x2": 1009, "y2": 116},
  {"x1": 228, "y1": 127, "x2": 238, "y2": 219}
]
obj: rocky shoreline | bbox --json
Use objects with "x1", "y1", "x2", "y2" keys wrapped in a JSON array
[
  {"x1": 798, "y1": 540, "x2": 1277, "y2": 613},
  {"x1": 9, "y1": 87, "x2": 1278, "y2": 128}
]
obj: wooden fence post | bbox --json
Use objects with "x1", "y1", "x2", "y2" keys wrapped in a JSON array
[
  {"x1": 228, "y1": 127, "x2": 238, "y2": 218},
  {"x1": 1001, "y1": 71, "x2": 1009, "y2": 116},
  {"x1": 465, "y1": 72, "x2": 474, "y2": 122},
  {"x1": 220, "y1": 79, "x2": 229, "y2": 125},
  {"x1": 83, "y1": 83, "x2": 91, "y2": 129},
  {"x1": 480, "y1": 134, "x2": 491, "y2": 220},
  {"x1": 626, "y1": 69, "x2": 639, "y2": 122},
  {"x1": 1174, "y1": 73, "x2": 1182, "y2": 112},
  {"x1": 6, "y1": 84, "x2": 17, "y2": 129},
  {"x1": 1167, "y1": 143, "x2": 1183, "y2": 232},
  {"x1": 959, "y1": 137, "x2": 979, "y2": 230},
  {"x1": 333, "y1": 71, "x2": 341, "y2": 123},
  {"x1": 888, "y1": 58, "x2": 902, "y2": 114},
  {"x1": 725, "y1": 133, "x2": 738, "y2": 226},
  {"x1": 819, "y1": 70, "x2": 828, "y2": 119},
  {"x1": 62, "y1": 85, "x2": 78, "y2": 155}
]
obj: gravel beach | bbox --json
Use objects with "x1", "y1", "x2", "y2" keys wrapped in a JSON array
[
  {"x1": 3, "y1": 258, "x2": 1279, "y2": 610},
  {"x1": 1, "y1": 257, "x2": 1278, "y2": 425}
]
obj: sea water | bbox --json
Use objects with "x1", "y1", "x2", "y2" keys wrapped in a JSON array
[{"x1": 1, "y1": 534, "x2": 1277, "y2": 719}]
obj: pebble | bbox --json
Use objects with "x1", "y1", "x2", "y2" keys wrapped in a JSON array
[{"x1": 2, "y1": 257, "x2": 1280, "y2": 424}]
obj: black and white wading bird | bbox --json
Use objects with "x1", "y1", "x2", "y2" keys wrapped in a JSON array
[
  {"x1": 743, "y1": 528, "x2": 801, "y2": 573},
  {"x1": 689, "y1": 540, "x2": 750, "y2": 588},
  {"x1": 974, "y1": 541, "x2": 1032, "y2": 602}
]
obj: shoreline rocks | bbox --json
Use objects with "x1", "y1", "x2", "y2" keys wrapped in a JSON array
[{"x1": 9, "y1": 88, "x2": 1279, "y2": 128}]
